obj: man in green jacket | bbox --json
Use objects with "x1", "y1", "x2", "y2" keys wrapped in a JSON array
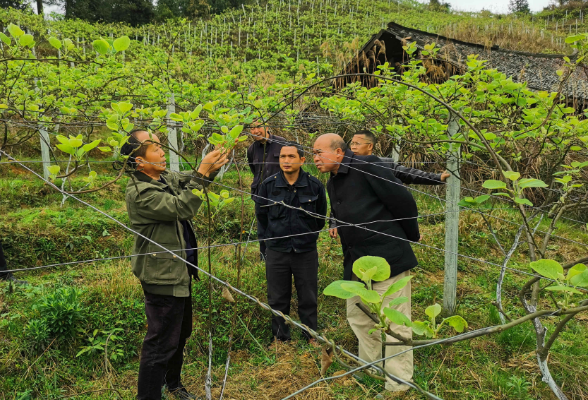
[{"x1": 122, "y1": 129, "x2": 228, "y2": 400}]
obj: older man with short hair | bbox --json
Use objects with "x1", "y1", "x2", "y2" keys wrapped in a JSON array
[{"x1": 313, "y1": 133, "x2": 419, "y2": 396}]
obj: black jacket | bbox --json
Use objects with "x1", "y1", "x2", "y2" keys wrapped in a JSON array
[
  {"x1": 328, "y1": 150, "x2": 420, "y2": 281},
  {"x1": 328, "y1": 157, "x2": 440, "y2": 228},
  {"x1": 247, "y1": 135, "x2": 285, "y2": 194},
  {"x1": 255, "y1": 169, "x2": 327, "y2": 253},
  {"x1": 378, "y1": 157, "x2": 443, "y2": 185}
]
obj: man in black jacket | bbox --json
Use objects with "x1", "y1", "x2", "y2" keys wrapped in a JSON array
[
  {"x1": 313, "y1": 133, "x2": 419, "y2": 395},
  {"x1": 247, "y1": 121, "x2": 286, "y2": 258},
  {"x1": 255, "y1": 142, "x2": 327, "y2": 343}
]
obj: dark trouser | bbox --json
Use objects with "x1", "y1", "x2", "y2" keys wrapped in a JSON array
[
  {"x1": 137, "y1": 290, "x2": 192, "y2": 400},
  {"x1": 0, "y1": 241, "x2": 8, "y2": 279},
  {"x1": 260, "y1": 241, "x2": 267, "y2": 259},
  {"x1": 266, "y1": 248, "x2": 318, "y2": 341}
]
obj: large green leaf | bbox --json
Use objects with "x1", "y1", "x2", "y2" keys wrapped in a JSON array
[
  {"x1": 387, "y1": 296, "x2": 409, "y2": 307},
  {"x1": 323, "y1": 280, "x2": 364, "y2": 300},
  {"x1": 544, "y1": 286, "x2": 583, "y2": 295},
  {"x1": 82, "y1": 140, "x2": 101, "y2": 152},
  {"x1": 514, "y1": 197, "x2": 533, "y2": 207},
  {"x1": 352, "y1": 256, "x2": 390, "y2": 283},
  {"x1": 529, "y1": 259, "x2": 564, "y2": 281},
  {"x1": 383, "y1": 307, "x2": 411, "y2": 327},
  {"x1": 568, "y1": 264, "x2": 588, "y2": 287},
  {"x1": 56, "y1": 143, "x2": 75, "y2": 155},
  {"x1": 381, "y1": 275, "x2": 413, "y2": 299},
  {"x1": 503, "y1": 171, "x2": 520, "y2": 181},
  {"x1": 340, "y1": 283, "x2": 381, "y2": 303},
  {"x1": 117, "y1": 102, "x2": 133, "y2": 113},
  {"x1": 93, "y1": 39, "x2": 110, "y2": 55},
  {"x1": 482, "y1": 180, "x2": 507, "y2": 190},
  {"x1": 443, "y1": 315, "x2": 468, "y2": 333},
  {"x1": 48, "y1": 37, "x2": 62, "y2": 50},
  {"x1": 0, "y1": 32, "x2": 10, "y2": 46},
  {"x1": 229, "y1": 125, "x2": 244, "y2": 139},
  {"x1": 411, "y1": 321, "x2": 434, "y2": 337},
  {"x1": 7, "y1": 24, "x2": 24, "y2": 38},
  {"x1": 518, "y1": 178, "x2": 548, "y2": 189},
  {"x1": 425, "y1": 303, "x2": 442, "y2": 320},
  {"x1": 19, "y1": 34, "x2": 34, "y2": 47},
  {"x1": 113, "y1": 36, "x2": 130, "y2": 52}
]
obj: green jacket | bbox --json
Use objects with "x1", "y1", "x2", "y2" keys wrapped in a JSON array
[{"x1": 125, "y1": 169, "x2": 213, "y2": 297}]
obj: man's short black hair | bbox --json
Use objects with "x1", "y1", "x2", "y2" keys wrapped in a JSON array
[
  {"x1": 120, "y1": 129, "x2": 149, "y2": 169},
  {"x1": 281, "y1": 141, "x2": 304, "y2": 158},
  {"x1": 354, "y1": 129, "x2": 377, "y2": 145}
]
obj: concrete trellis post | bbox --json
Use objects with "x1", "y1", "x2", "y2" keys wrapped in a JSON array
[
  {"x1": 442, "y1": 114, "x2": 461, "y2": 316},
  {"x1": 166, "y1": 93, "x2": 180, "y2": 172}
]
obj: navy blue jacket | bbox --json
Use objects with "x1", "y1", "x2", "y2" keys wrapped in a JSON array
[
  {"x1": 255, "y1": 169, "x2": 327, "y2": 253},
  {"x1": 247, "y1": 135, "x2": 285, "y2": 194},
  {"x1": 328, "y1": 150, "x2": 420, "y2": 280}
]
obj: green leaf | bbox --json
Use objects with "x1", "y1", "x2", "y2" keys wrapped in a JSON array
[
  {"x1": 381, "y1": 275, "x2": 413, "y2": 299},
  {"x1": 19, "y1": 34, "x2": 34, "y2": 47},
  {"x1": 106, "y1": 121, "x2": 119, "y2": 131},
  {"x1": 569, "y1": 264, "x2": 588, "y2": 287},
  {"x1": 68, "y1": 138, "x2": 83, "y2": 148},
  {"x1": 98, "y1": 146, "x2": 112, "y2": 152},
  {"x1": 56, "y1": 135, "x2": 69, "y2": 145},
  {"x1": 93, "y1": 39, "x2": 110, "y2": 55},
  {"x1": 425, "y1": 303, "x2": 442, "y2": 320},
  {"x1": 221, "y1": 126, "x2": 229, "y2": 133},
  {"x1": 545, "y1": 285, "x2": 583, "y2": 295},
  {"x1": 117, "y1": 102, "x2": 133, "y2": 113},
  {"x1": 570, "y1": 146, "x2": 582, "y2": 151},
  {"x1": 387, "y1": 296, "x2": 409, "y2": 307},
  {"x1": 47, "y1": 165, "x2": 60, "y2": 176},
  {"x1": 352, "y1": 256, "x2": 390, "y2": 283},
  {"x1": 530, "y1": 259, "x2": 563, "y2": 281},
  {"x1": 474, "y1": 195, "x2": 490, "y2": 204},
  {"x1": 443, "y1": 315, "x2": 468, "y2": 333},
  {"x1": 7, "y1": 24, "x2": 24, "y2": 38},
  {"x1": 190, "y1": 105, "x2": 203, "y2": 119},
  {"x1": 567, "y1": 263, "x2": 587, "y2": 280},
  {"x1": 340, "y1": 282, "x2": 381, "y2": 303},
  {"x1": 48, "y1": 37, "x2": 62, "y2": 50},
  {"x1": 0, "y1": 32, "x2": 10, "y2": 46},
  {"x1": 482, "y1": 180, "x2": 507, "y2": 190},
  {"x1": 359, "y1": 266, "x2": 379, "y2": 282},
  {"x1": 56, "y1": 143, "x2": 75, "y2": 155},
  {"x1": 514, "y1": 197, "x2": 533, "y2": 207},
  {"x1": 518, "y1": 178, "x2": 548, "y2": 189},
  {"x1": 323, "y1": 280, "x2": 364, "y2": 300},
  {"x1": 411, "y1": 321, "x2": 434, "y2": 337},
  {"x1": 113, "y1": 36, "x2": 130, "y2": 52},
  {"x1": 503, "y1": 171, "x2": 520, "y2": 181},
  {"x1": 82, "y1": 140, "x2": 101, "y2": 152},
  {"x1": 169, "y1": 113, "x2": 183, "y2": 122},
  {"x1": 383, "y1": 307, "x2": 411, "y2": 327},
  {"x1": 229, "y1": 125, "x2": 244, "y2": 139},
  {"x1": 483, "y1": 132, "x2": 497, "y2": 140},
  {"x1": 565, "y1": 34, "x2": 584, "y2": 43}
]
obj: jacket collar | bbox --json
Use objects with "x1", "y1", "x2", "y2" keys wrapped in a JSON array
[
  {"x1": 133, "y1": 170, "x2": 169, "y2": 188},
  {"x1": 332, "y1": 149, "x2": 354, "y2": 177},
  {"x1": 255, "y1": 134, "x2": 279, "y2": 147},
  {"x1": 274, "y1": 168, "x2": 309, "y2": 188}
]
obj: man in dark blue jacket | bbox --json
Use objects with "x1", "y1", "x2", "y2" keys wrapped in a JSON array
[
  {"x1": 255, "y1": 141, "x2": 327, "y2": 342},
  {"x1": 247, "y1": 121, "x2": 285, "y2": 258}
]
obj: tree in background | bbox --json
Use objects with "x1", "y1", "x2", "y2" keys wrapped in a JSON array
[
  {"x1": 64, "y1": 0, "x2": 154, "y2": 26},
  {"x1": 154, "y1": 0, "x2": 209, "y2": 21},
  {"x1": 509, "y1": 0, "x2": 531, "y2": 14},
  {"x1": 35, "y1": 0, "x2": 61, "y2": 16},
  {"x1": 428, "y1": 0, "x2": 450, "y2": 12},
  {"x1": 0, "y1": 0, "x2": 29, "y2": 11}
]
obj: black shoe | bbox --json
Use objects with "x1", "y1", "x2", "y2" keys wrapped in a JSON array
[
  {"x1": 0, "y1": 273, "x2": 28, "y2": 285},
  {"x1": 168, "y1": 387, "x2": 198, "y2": 400}
]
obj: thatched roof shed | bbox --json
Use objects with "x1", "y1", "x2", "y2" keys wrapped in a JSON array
[{"x1": 338, "y1": 22, "x2": 588, "y2": 107}]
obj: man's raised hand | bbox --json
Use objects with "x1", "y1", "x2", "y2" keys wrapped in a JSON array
[{"x1": 198, "y1": 149, "x2": 230, "y2": 177}]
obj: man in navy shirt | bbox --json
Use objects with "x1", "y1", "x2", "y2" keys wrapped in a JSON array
[
  {"x1": 255, "y1": 142, "x2": 327, "y2": 343},
  {"x1": 247, "y1": 121, "x2": 285, "y2": 258}
]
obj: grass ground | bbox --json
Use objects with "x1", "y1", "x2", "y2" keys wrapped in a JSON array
[{"x1": 1, "y1": 160, "x2": 587, "y2": 400}]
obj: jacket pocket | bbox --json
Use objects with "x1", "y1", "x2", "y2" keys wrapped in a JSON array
[
  {"x1": 267, "y1": 193, "x2": 287, "y2": 219},
  {"x1": 143, "y1": 242, "x2": 185, "y2": 285}
]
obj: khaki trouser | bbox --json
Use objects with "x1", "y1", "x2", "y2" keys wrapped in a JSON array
[{"x1": 346, "y1": 270, "x2": 413, "y2": 392}]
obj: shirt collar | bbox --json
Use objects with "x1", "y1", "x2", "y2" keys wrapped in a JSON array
[
  {"x1": 133, "y1": 170, "x2": 169, "y2": 187},
  {"x1": 275, "y1": 168, "x2": 308, "y2": 188}
]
